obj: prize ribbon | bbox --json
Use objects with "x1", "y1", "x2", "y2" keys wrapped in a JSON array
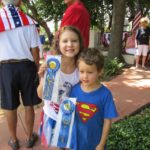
[
  {"x1": 43, "y1": 57, "x2": 60, "y2": 101},
  {"x1": 52, "y1": 98, "x2": 76, "y2": 149}
]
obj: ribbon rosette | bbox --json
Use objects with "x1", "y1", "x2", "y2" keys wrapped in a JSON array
[
  {"x1": 52, "y1": 98, "x2": 76, "y2": 149},
  {"x1": 47, "y1": 58, "x2": 60, "y2": 75},
  {"x1": 43, "y1": 56, "x2": 61, "y2": 102}
]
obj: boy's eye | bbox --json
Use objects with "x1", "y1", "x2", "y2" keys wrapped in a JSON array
[{"x1": 79, "y1": 71, "x2": 84, "y2": 73}]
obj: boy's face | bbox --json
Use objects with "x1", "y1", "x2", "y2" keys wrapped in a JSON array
[{"x1": 78, "y1": 60, "x2": 102, "y2": 89}]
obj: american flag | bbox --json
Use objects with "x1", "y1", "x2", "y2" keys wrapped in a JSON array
[{"x1": 132, "y1": 11, "x2": 142, "y2": 31}]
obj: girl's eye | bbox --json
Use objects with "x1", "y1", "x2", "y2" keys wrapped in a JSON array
[
  {"x1": 62, "y1": 40, "x2": 78, "y2": 43},
  {"x1": 72, "y1": 40, "x2": 78, "y2": 42},
  {"x1": 62, "y1": 40, "x2": 68, "y2": 43}
]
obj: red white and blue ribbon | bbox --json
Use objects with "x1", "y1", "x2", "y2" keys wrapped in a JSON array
[
  {"x1": 38, "y1": 111, "x2": 56, "y2": 147},
  {"x1": 0, "y1": 4, "x2": 35, "y2": 32}
]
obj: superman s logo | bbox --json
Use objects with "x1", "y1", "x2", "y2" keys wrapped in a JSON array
[{"x1": 77, "y1": 102, "x2": 98, "y2": 123}]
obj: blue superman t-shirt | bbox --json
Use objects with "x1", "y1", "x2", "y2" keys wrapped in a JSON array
[{"x1": 70, "y1": 83, "x2": 118, "y2": 150}]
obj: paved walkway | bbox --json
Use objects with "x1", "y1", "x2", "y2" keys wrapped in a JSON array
[{"x1": 0, "y1": 67, "x2": 150, "y2": 150}]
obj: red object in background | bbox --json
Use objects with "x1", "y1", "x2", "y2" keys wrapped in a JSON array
[
  {"x1": 43, "y1": 51, "x2": 57, "y2": 60},
  {"x1": 60, "y1": 1, "x2": 90, "y2": 48}
]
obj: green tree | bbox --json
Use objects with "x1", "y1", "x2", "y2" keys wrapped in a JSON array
[
  {"x1": 22, "y1": 0, "x2": 65, "y2": 45},
  {"x1": 20, "y1": 0, "x2": 149, "y2": 56}
]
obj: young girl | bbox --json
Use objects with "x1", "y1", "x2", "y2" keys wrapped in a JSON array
[
  {"x1": 37, "y1": 26, "x2": 83, "y2": 148},
  {"x1": 70, "y1": 48, "x2": 118, "y2": 150}
]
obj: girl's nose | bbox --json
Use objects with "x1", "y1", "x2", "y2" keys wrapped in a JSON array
[{"x1": 67, "y1": 41, "x2": 72, "y2": 46}]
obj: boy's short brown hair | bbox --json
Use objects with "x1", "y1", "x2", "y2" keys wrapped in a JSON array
[{"x1": 77, "y1": 48, "x2": 104, "y2": 71}]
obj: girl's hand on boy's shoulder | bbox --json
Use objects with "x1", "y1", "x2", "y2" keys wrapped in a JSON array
[
  {"x1": 96, "y1": 144, "x2": 104, "y2": 150},
  {"x1": 38, "y1": 62, "x2": 47, "y2": 77}
]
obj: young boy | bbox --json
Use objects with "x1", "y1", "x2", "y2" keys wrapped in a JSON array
[{"x1": 70, "y1": 48, "x2": 118, "y2": 150}]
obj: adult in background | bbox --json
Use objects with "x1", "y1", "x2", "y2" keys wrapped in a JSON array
[
  {"x1": 135, "y1": 17, "x2": 150, "y2": 69},
  {"x1": 0, "y1": 0, "x2": 41, "y2": 149},
  {"x1": 60, "y1": 0, "x2": 90, "y2": 48}
]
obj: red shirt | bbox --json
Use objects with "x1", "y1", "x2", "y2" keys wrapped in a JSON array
[{"x1": 60, "y1": 2, "x2": 90, "y2": 48}]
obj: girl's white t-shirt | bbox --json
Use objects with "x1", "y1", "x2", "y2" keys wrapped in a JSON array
[{"x1": 43, "y1": 68, "x2": 79, "y2": 119}]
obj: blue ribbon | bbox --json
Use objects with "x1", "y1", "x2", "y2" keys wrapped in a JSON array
[
  {"x1": 43, "y1": 58, "x2": 60, "y2": 100},
  {"x1": 57, "y1": 100, "x2": 75, "y2": 148},
  {"x1": 47, "y1": 58, "x2": 60, "y2": 75}
]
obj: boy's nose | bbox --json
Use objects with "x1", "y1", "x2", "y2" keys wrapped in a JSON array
[{"x1": 83, "y1": 73, "x2": 88, "y2": 78}]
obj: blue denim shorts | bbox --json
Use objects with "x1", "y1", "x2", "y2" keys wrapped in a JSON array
[{"x1": 0, "y1": 60, "x2": 41, "y2": 110}]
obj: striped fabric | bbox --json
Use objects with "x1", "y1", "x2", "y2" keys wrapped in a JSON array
[
  {"x1": 132, "y1": 11, "x2": 142, "y2": 31},
  {"x1": 38, "y1": 110, "x2": 56, "y2": 147},
  {"x1": 0, "y1": 4, "x2": 35, "y2": 32}
]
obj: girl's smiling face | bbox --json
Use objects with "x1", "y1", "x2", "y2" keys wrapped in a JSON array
[{"x1": 59, "y1": 30, "x2": 80, "y2": 58}]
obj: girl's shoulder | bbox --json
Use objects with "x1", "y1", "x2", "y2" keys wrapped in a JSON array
[
  {"x1": 60, "y1": 68, "x2": 78, "y2": 76},
  {"x1": 60, "y1": 68, "x2": 79, "y2": 86}
]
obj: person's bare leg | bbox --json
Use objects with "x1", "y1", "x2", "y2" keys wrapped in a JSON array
[
  {"x1": 142, "y1": 56, "x2": 147, "y2": 68},
  {"x1": 135, "y1": 55, "x2": 140, "y2": 68},
  {"x1": 25, "y1": 106, "x2": 35, "y2": 139},
  {"x1": 6, "y1": 109, "x2": 18, "y2": 141}
]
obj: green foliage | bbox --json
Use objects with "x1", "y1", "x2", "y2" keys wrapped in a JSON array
[
  {"x1": 82, "y1": 0, "x2": 113, "y2": 29},
  {"x1": 107, "y1": 107, "x2": 150, "y2": 150},
  {"x1": 22, "y1": 0, "x2": 65, "y2": 22},
  {"x1": 104, "y1": 57, "x2": 124, "y2": 77},
  {"x1": 33, "y1": 0, "x2": 65, "y2": 21},
  {"x1": 21, "y1": 0, "x2": 150, "y2": 32},
  {"x1": 126, "y1": 0, "x2": 150, "y2": 18}
]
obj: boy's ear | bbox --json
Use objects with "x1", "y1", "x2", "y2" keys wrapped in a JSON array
[{"x1": 98, "y1": 68, "x2": 104, "y2": 76}]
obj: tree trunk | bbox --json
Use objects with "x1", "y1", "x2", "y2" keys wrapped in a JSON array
[
  {"x1": 40, "y1": 21, "x2": 53, "y2": 46},
  {"x1": 54, "y1": 17, "x2": 58, "y2": 32},
  {"x1": 108, "y1": 13, "x2": 112, "y2": 30},
  {"x1": 108, "y1": 0, "x2": 126, "y2": 59}
]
